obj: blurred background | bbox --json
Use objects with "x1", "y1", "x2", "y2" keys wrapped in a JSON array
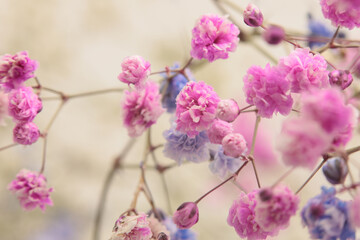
[{"x1": 1, "y1": 0, "x2": 360, "y2": 239}]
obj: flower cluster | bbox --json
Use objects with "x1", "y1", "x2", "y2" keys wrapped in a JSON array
[{"x1": 320, "y1": 0, "x2": 360, "y2": 29}]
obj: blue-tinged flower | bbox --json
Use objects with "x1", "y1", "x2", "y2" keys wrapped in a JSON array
[
  {"x1": 163, "y1": 125, "x2": 210, "y2": 165},
  {"x1": 163, "y1": 217, "x2": 197, "y2": 240},
  {"x1": 301, "y1": 186, "x2": 355, "y2": 240},
  {"x1": 209, "y1": 146, "x2": 244, "y2": 179}
]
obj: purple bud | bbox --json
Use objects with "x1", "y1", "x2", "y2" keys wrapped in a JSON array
[
  {"x1": 322, "y1": 157, "x2": 348, "y2": 185},
  {"x1": 243, "y1": 4, "x2": 264, "y2": 27},
  {"x1": 259, "y1": 188, "x2": 273, "y2": 202},
  {"x1": 263, "y1": 25, "x2": 285, "y2": 45},
  {"x1": 173, "y1": 202, "x2": 199, "y2": 229},
  {"x1": 328, "y1": 70, "x2": 353, "y2": 90}
]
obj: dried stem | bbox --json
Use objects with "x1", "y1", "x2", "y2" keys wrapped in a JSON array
[
  {"x1": 39, "y1": 137, "x2": 48, "y2": 174},
  {"x1": 346, "y1": 145, "x2": 360, "y2": 155},
  {"x1": 0, "y1": 143, "x2": 18, "y2": 152},
  {"x1": 295, "y1": 159, "x2": 327, "y2": 194},
  {"x1": 317, "y1": 26, "x2": 341, "y2": 53},
  {"x1": 67, "y1": 88, "x2": 124, "y2": 99},
  {"x1": 44, "y1": 100, "x2": 66, "y2": 133},
  {"x1": 249, "y1": 115, "x2": 261, "y2": 188}
]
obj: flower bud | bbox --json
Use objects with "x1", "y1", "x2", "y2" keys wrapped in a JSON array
[
  {"x1": 216, "y1": 99, "x2": 239, "y2": 122},
  {"x1": 222, "y1": 133, "x2": 248, "y2": 158},
  {"x1": 322, "y1": 157, "x2": 348, "y2": 185},
  {"x1": 263, "y1": 25, "x2": 285, "y2": 45},
  {"x1": 328, "y1": 70, "x2": 353, "y2": 90},
  {"x1": 173, "y1": 202, "x2": 199, "y2": 229},
  {"x1": 207, "y1": 119, "x2": 233, "y2": 144},
  {"x1": 243, "y1": 4, "x2": 264, "y2": 27},
  {"x1": 13, "y1": 122, "x2": 40, "y2": 145},
  {"x1": 259, "y1": 188, "x2": 273, "y2": 202}
]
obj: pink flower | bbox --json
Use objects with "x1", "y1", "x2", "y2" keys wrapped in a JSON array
[
  {"x1": 175, "y1": 81, "x2": 220, "y2": 137},
  {"x1": 207, "y1": 119, "x2": 233, "y2": 144},
  {"x1": 173, "y1": 202, "x2": 199, "y2": 229},
  {"x1": 122, "y1": 81, "x2": 164, "y2": 137},
  {"x1": 110, "y1": 213, "x2": 153, "y2": 240},
  {"x1": 278, "y1": 48, "x2": 329, "y2": 93},
  {"x1": 222, "y1": 133, "x2": 247, "y2": 158},
  {"x1": 255, "y1": 185, "x2": 299, "y2": 232},
  {"x1": 216, "y1": 99, "x2": 239, "y2": 122},
  {"x1": 243, "y1": 3, "x2": 264, "y2": 27},
  {"x1": 320, "y1": 0, "x2": 360, "y2": 30},
  {"x1": 243, "y1": 64, "x2": 293, "y2": 118},
  {"x1": 8, "y1": 169, "x2": 53, "y2": 211},
  {"x1": 0, "y1": 89, "x2": 8, "y2": 125},
  {"x1": 349, "y1": 192, "x2": 360, "y2": 228},
  {"x1": 278, "y1": 117, "x2": 331, "y2": 169},
  {"x1": 0, "y1": 51, "x2": 38, "y2": 92},
  {"x1": 118, "y1": 56, "x2": 151, "y2": 88},
  {"x1": 190, "y1": 14, "x2": 240, "y2": 62},
  {"x1": 8, "y1": 87, "x2": 42, "y2": 123},
  {"x1": 13, "y1": 122, "x2": 40, "y2": 145}
]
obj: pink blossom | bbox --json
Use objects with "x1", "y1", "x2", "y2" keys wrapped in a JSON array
[
  {"x1": 175, "y1": 81, "x2": 220, "y2": 137},
  {"x1": 243, "y1": 64, "x2": 293, "y2": 118},
  {"x1": 0, "y1": 89, "x2": 8, "y2": 125},
  {"x1": 255, "y1": 185, "x2": 299, "y2": 232},
  {"x1": 243, "y1": 3, "x2": 264, "y2": 27},
  {"x1": 207, "y1": 119, "x2": 233, "y2": 144},
  {"x1": 8, "y1": 169, "x2": 53, "y2": 211},
  {"x1": 349, "y1": 191, "x2": 360, "y2": 228},
  {"x1": 0, "y1": 51, "x2": 38, "y2": 92},
  {"x1": 222, "y1": 133, "x2": 247, "y2": 158},
  {"x1": 216, "y1": 99, "x2": 239, "y2": 122},
  {"x1": 13, "y1": 122, "x2": 40, "y2": 145},
  {"x1": 173, "y1": 202, "x2": 199, "y2": 229},
  {"x1": 122, "y1": 81, "x2": 164, "y2": 137},
  {"x1": 278, "y1": 117, "x2": 331, "y2": 169},
  {"x1": 8, "y1": 87, "x2": 42, "y2": 123},
  {"x1": 320, "y1": 0, "x2": 360, "y2": 30},
  {"x1": 110, "y1": 213, "x2": 153, "y2": 240},
  {"x1": 118, "y1": 56, "x2": 151, "y2": 88},
  {"x1": 190, "y1": 14, "x2": 240, "y2": 62},
  {"x1": 278, "y1": 48, "x2": 329, "y2": 93}
]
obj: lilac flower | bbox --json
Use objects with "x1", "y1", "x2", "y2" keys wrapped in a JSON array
[
  {"x1": 243, "y1": 3, "x2": 263, "y2": 27},
  {"x1": 190, "y1": 14, "x2": 240, "y2": 62},
  {"x1": 209, "y1": 146, "x2": 244, "y2": 179},
  {"x1": 263, "y1": 25, "x2": 285, "y2": 45},
  {"x1": 307, "y1": 14, "x2": 333, "y2": 49},
  {"x1": 110, "y1": 213, "x2": 153, "y2": 240},
  {"x1": 118, "y1": 55, "x2": 151, "y2": 88},
  {"x1": 13, "y1": 122, "x2": 40, "y2": 145}
]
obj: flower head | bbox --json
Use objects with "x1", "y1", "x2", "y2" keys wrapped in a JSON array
[
  {"x1": 216, "y1": 99, "x2": 239, "y2": 122},
  {"x1": 263, "y1": 25, "x2": 285, "y2": 45},
  {"x1": 110, "y1": 213, "x2": 153, "y2": 240},
  {"x1": 13, "y1": 122, "x2": 40, "y2": 145},
  {"x1": 118, "y1": 55, "x2": 151, "y2": 88},
  {"x1": 190, "y1": 14, "x2": 240, "y2": 62},
  {"x1": 222, "y1": 133, "x2": 247, "y2": 158},
  {"x1": 329, "y1": 70, "x2": 353, "y2": 90},
  {"x1": 8, "y1": 169, "x2": 53, "y2": 211},
  {"x1": 243, "y1": 4, "x2": 264, "y2": 27},
  {"x1": 173, "y1": 202, "x2": 199, "y2": 229},
  {"x1": 320, "y1": 0, "x2": 360, "y2": 29},
  {"x1": 207, "y1": 119, "x2": 233, "y2": 144},
  {"x1": 209, "y1": 146, "x2": 244, "y2": 179}
]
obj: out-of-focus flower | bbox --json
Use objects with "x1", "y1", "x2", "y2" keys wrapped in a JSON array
[
  {"x1": 307, "y1": 14, "x2": 333, "y2": 49},
  {"x1": 329, "y1": 70, "x2": 353, "y2": 90},
  {"x1": 263, "y1": 25, "x2": 285, "y2": 45},
  {"x1": 209, "y1": 146, "x2": 244, "y2": 179},
  {"x1": 148, "y1": 216, "x2": 170, "y2": 240},
  {"x1": 110, "y1": 213, "x2": 153, "y2": 240},
  {"x1": 173, "y1": 202, "x2": 199, "y2": 229},
  {"x1": 163, "y1": 217, "x2": 197, "y2": 240},
  {"x1": 243, "y1": 4, "x2": 264, "y2": 27},
  {"x1": 216, "y1": 99, "x2": 239, "y2": 122},
  {"x1": 13, "y1": 122, "x2": 40, "y2": 145},
  {"x1": 118, "y1": 55, "x2": 151, "y2": 88}
]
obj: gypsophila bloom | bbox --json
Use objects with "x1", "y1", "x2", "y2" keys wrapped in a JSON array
[
  {"x1": 255, "y1": 185, "x2": 299, "y2": 232},
  {"x1": 8, "y1": 87, "x2": 42, "y2": 123},
  {"x1": 320, "y1": 0, "x2": 360, "y2": 30},
  {"x1": 148, "y1": 216, "x2": 170, "y2": 240},
  {"x1": 190, "y1": 14, "x2": 240, "y2": 62},
  {"x1": 207, "y1": 119, "x2": 233, "y2": 144},
  {"x1": 227, "y1": 190, "x2": 275, "y2": 240},
  {"x1": 122, "y1": 81, "x2": 164, "y2": 137},
  {"x1": 329, "y1": 70, "x2": 353, "y2": 90},
  {"x1": 278, "y1": 117, "x2": 331, "y2": 169},
  {"x1": 8, "y1": 169, "x2": 53, "y2": 211},
  {"x1": 278, "y1": 48, "x2": 329, "y2": 93},
  {"x1": 243, "y1": 3, "x2": 263, "y2": 27},
  {"x1": 222, "y1": 133, "x2": 247, "y2": 158},
  {"x1": 111, "y1": 213, "x2": 153, "y2": 240},
  {"x1": 301, "y1": 187, "x2": 355, "y2": 240},
  {"x1": 243, "y1": 64, "x2": 293, "y2": 118},
  {"x1": 216, "y1": 99, "x2": 239, "y2": 122},
  {"x1": 349, "y1": 192, "x2": 360, "y2": 228},
  {"x1": 118, "y1": 55, "x2": 151, "y2": 88},
  {"x1": 0, "y1": 51, "x2": 38, "y2": 91},
  {"x1": 173, "y1": 202, "x2": 199, "y2": 229},
  {"x1": 0, "y1": 89, "x2": 8, "y2": 125},
  {"x1": 13, "y1": 122, "x2": 40, "y2": 145},
  {"x1": 263, "y1": 25, "x2": 285, "y2": 45},
  {"x1": 209, "y1": 146, "x2": 244, "y2": 179},
  {"x1": 175, "y1": 81, "x2": 220, "y2": 137}
]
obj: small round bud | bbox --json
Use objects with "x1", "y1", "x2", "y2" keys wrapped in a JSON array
[
  {"x1": 263, "y1": 25, "x2": 285, "y2": 45},
  {"x1": 243, "y1": 3, "x2": 264, "y2": 27},
  {"x1": 216, "y1": 99, "x2": 239, "y2": 122},
  {"x1": 222, "y1": 133, "x2": 248, "y2": 158},
  {"x1": 173, "y1": 202, "x2": 199, "y2": 229},
  {"x1": 259, "y1": 188, "x2": 273, "y2": 202},
  {"x1": 13, "y1": 122, "x2": 40, "y2": 145},
  {"x1": 322, "y1": 157, "x2": 348, "y2": 185},
  {"x1": 207, "y1": 119, "x2": 233, "y2": 144},
  {"x1": 328, "y1": 70, "x2": 353, "y2": 90}
]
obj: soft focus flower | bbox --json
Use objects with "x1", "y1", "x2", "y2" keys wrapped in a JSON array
[
  {"x1": 243, "y1": 3, "x2": 264, "y2": 27},
  {"x1": 8, "y1": 169, "x2": 53, "y2": 211},
  {"x1": 118, "y1": 55, "x2": 151, "y2": 88},
  {"x1": 163, "y1": 126, "x2": 210, "y2": 165},
  {"x1": 329, "y1": 70, "x2": 353, "y2": 90},
  {"x1": 227, "y1": 190, "x2": 275, "y2": 240},
  {"x1": 0, "y1": 51, "x2": 38, "y2": 91},
  {"x1": 8, "y1": 87, "x2": 42, "y2": 123},
  {"x1": 216, "y1": 99, "x2": 239, "y2": 122},
  {"x1": 175, "y1": 81, "x2": 220, "y2": 137},
  {"x1": 322, "y1": 157, "x2": 348, "y2": 185},
  {"x1": 307, "y1": 14, "x2": 333, "y2": 49},
  {"x1": 222, "y1": 133, "x2": 247, "y2": 158},
  {"x1": 243, "y1": 64, "x2": 293, "y2": 118},
  {"x1": 320, "y1": 0, "x2": 360, "y2": 30},
  {"x1": 148, "y1": 216, "x2": 170, "y2": 240},
  {"x1": 263, "y1": 25, "x2": 285, "y2": 45},
  {"x1": 278, "y1": 48, "x2": 329, "y2": 93},
  {"x1": 301, "y1": 187, "x2": 355, "y2": 240},
  {"x1": 0, "y1": 89, "x2": 8, "y2": 125},
  {"x1": 349, "y1": 192, "x2": 360, "y2": 228},
  {"x1": 13, "y1": 122, "x2": 40, "y2": 145},
  {"x1": 207, "y1": 119, "x2": 233, "y2": 144},
  {"x1": 110, "y1": 213, "x2": 153, "y2": 240},
  {"x1": 190, "y1": 14, "x2": 240, "y2": 62},
  {"x1": 255, "y1": 185, "x2": 299, "y2": 232},
  {"x1": 173, "y1": 202, "x2": 199, "y2": 229},
  {"x1": 209, "y1": 146, "x2": 244, "y2": 179},
  {"x1": 122, "y1": 81, "x2": 164, "y2": 137},
  {"x1": 278, "y1": 117, "x2": 331, "y2": 169}
]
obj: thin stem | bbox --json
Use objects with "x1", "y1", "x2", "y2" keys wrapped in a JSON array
[
  {"x1": 44, "y1": 100, "x2": 66, "y2": 133},
  {"x1": 180, "y1": 57, "x2": 193, "y2": 71},
  {"x1": 0, "y1": 143, "x2": 18, "y2": 152},
  {"x1": 67, "y1": 88, "x2": 124, "y2": 99},
  {"x1": 271, "y1": 167, "x2": 295, "y2": 188},
  {"x1": 346, "y1": 145, "x2": 360, "y2": 155},
  {"x1": 42, "y1": 87, "x2": 65, "y2": 96},
  {"x1": 250, "y1": 116, "x2": 261, "y2": 156},
  {"x1": 34, "y1": 76, "x2": 41, "y2": 86},
  {"x1": 39, "y1": 137, "x2": 47, "y2": 174},
  {"x1": 296, "y1": 159, "x2": 327, "y2": 194},
  {"x1": 238, "y1": 104, "x2": 254, "y2": 113},
  {"x1": 317, "y1": 26, "x2": 340, "y2": 54}
]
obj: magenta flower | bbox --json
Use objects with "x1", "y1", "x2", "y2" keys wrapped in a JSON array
[
  {"x1": 13, "y1": 122, "x2": 40, "y2": 145},
  {"x1": 8, "y1": 169, "x2": 53, "y2": 211},
  {"x1": 110, "y1": 213, "x2": 153, "y2": 240},
  {"x1": 173, "y1": 202, "x2": 199, "y2": 229},
  {"x1": 118, "y1": 55, "x2": 151, "y2": 88},
  {"x1": 278, "y1": 48, "x2": 329, "y2": 93},
  {"x1": 190, "y1": 14, "x2": 240, "y2": 62},
  {"x1": 222, "y1": 133, "x2": 247, "y2": 158},
  {"x1": 122, "y1": 81, "x2": 164, "y2": 137},
  {"x1": 320, "y1": 0, "x2": 360, "y2": 30},
  {"x1": 243, "y1": 64, "x2": 293, "y2": 118},
  {"x1": 0, "y1": 89, "x2": 8, "y2": 125},
  {"x1": 175, "y1": 81, "x2": 220, "y2": 137},
  {"x1": 0, "y1": 51, "x2": 38, "y2": 92},
  {"x1": 216, "y1": 99, "x2": 239, "y2": 122},
  {"x1": 8, "y1": 87, "x2": 42, "y2": 123},
  {"x1": 243, "y1": 3, "x2": 264, "y2": 27},
  {"x1": 207, "y1": 119, "x2": 233, "y2": 144}
]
